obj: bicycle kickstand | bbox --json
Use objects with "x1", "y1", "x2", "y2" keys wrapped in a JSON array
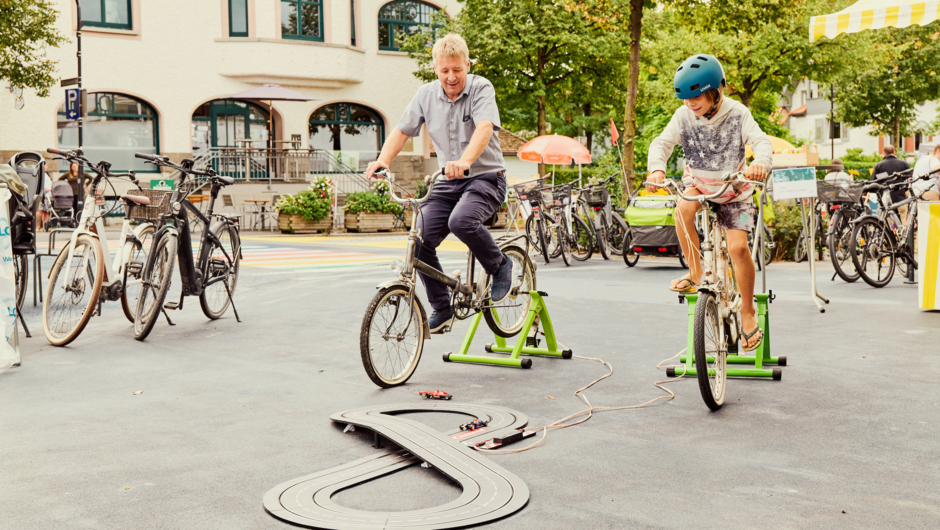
[
  {"x1": 16, "y1": 309, "x2": 31, "y2": 338},
  {"x1": 224, "y1": 283, "x2": 242, "y2": 323},
  {"x1": 162, "y1": 309, "x2": 176, "y2": 326}
]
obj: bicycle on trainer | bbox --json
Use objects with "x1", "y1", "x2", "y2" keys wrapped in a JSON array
[
  {"x1": 575, "y1": 173, "x2": 628, "y2": 259},
  {"x1": 132, "y1": 154, "x2": 242, "y2": 340},
  {"x1": 360, "y1": 169, "x2": 537, "y2": 388},
  {"x1": 850, "y1": 168, "x2": 938, "y2": 288},
  {"x1": 41, "y1": 148, "x2": 156, "y2": 346},
  {"x1": 650, "y1": 171, "x2": 771, "y2": 411}
]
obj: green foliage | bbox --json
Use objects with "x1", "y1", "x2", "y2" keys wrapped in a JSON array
[
  {"x1": 345, "y1": 191, "x2": 403, "y2": 215},
  {"x1": 275, "y1": 190, "x2": 332, "y2": 222},
  {"x1": 768, "y1": 202, "x2": 804, "y2": 261},
  {"x1": 0, "y1": 0, "x2": 68, "y2": 97},
  {"x1": 832, "y1": 24, "x2": 940, "y2": 141}
]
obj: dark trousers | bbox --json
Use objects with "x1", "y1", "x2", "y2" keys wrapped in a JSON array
[{"x1": 415, "y1": 171, "x2": 506, "y2": 312}]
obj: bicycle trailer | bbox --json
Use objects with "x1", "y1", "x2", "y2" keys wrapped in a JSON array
[{"x1": 625, "y1": 193, "x2": 683, "y2": 261}]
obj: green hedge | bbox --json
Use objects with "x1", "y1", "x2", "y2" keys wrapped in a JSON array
[{"x1": 345, "y1": 191, "x2": 402, "y2": 215}]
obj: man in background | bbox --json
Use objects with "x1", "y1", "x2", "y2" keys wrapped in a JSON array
[{"x1": 872, "y1": 145, "x2": 911, "y2": 220}]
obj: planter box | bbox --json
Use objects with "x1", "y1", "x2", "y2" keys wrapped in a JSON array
[
  {"x1": 492, "y1": 210, "x2": 509, "y2": 228},
  {"x1": 278, "y1": 212, "x2": 332, "y2": 234},
  {"x1": 345, "y1": 212, "x2": 396, "y2": 233}
]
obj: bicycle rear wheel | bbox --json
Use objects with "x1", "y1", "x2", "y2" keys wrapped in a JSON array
[
  {"x1": 42, "y1": 235, "x2": 104, "y2": 346},
  {"x1": 484, "y1": 245, "x2": 536, "y2": 338},
  {"x1": 537, "y1": 218, "x2": 550, "y2": 264},
  {"x1": 693, "y1": 292, "x2": 727, "y2": 411},
  {"x1": 794, "y1": 229, "x2": 808, "y2": 262},
  {"x1": 200, "y1": 223, "x2": 241, "y2": 320},
  {"x1": 570, "y1": 215, "x2": 594, "y2": 261},
  {"x1": 851, "y1": 218, "x2": 896, "y2": 288},
  {"x1": 608, "y1": 214, "x2": 628, "y2": 256},
  {"x1": 557, "y1": 225, "x2": 571, "y2": 266},
  {"x1": 827, "y1": 211, "x2": 859, "y2": 283},
  {"x1": 134, "y1": 233, "x2": 178, "y2": 341},
  {"x1": 121, "y1": 225, "x2": 155, "y2": 322},
  {"x1": 596, "y1": 211, "x2": 610, "y2": 260},
  {"x1": 360, "y1": 286, "x2": 425, "y2": 387}
]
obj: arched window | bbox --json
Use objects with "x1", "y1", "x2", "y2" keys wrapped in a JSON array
[
  {"x1": 191, "y1": 99, "x2": 270, "y2": 151},
  {"x1": 309, "y1": 103, "x2": 384, "y2": 171},
  {"x1": 57, "y1": 92, "x2": 158, "y2": 172},
  {"x1": 378, "y1": 0, "x2": 440, "y2": 51}
]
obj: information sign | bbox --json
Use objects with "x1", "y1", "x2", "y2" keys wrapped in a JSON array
[{"x1": 771, "y1": 167, "x2": 817, "y2": 200}]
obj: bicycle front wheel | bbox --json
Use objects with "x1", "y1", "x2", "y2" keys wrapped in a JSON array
[
  {"x1": 608, "y1": 214, "x2": 628, "y2": 256},
  {"x1": 200, "y1": 223, "x2": 241, "y2": 320},
  {"x1": 360, "y1": 286, "x2": 425, "y2": 388},
  {"x1": 827, "y1": 211, "x2": 859, "y2": 283},
  {"x1": 851, "y1": 218, "x2": 895, "y2": 288},
  {"x1": 42, "y1": 235, "x2": 104, "y2": 346},
  {"x1": 622, "y1": 228, "x2": 638, "y2": 267},
  {"x1": 134, "y1": 234, "x2": 178, "y2": 341},
  {"x1": 794, "y1": 229, "x2": 808, "y2": 262},
  {"x1": 121, "y1": 224, "x2": 155, "y2": 322},
  {"x1": 483, "y1": 245, "x2": 536, "y2": 338},
  {"x1": 13, "y1": 254, "x2": 27, "y2": 310},
  {"x1": 693, "y1": 292, "x2": 726, "y2": 411},
  {"x1": 537, "y1": 218, "x2": 550, "y2": 264},
  {"x1": 558, "y1": 225, "x2": 572, "y2": 266},
  {"x1": 570, "y1": 215, "x2": 594, "y2": 261},
  {"x1": 596, "y1": 211, "x2": 610, "y2": 260}
]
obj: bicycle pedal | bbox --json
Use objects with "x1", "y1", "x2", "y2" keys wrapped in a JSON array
[
  {"x1": 164, "y1": 302, "x2": 180, "y2": 310},
  {"x1": 126, "y1": 261, "x2": 143, "y2": 275},
  {"x1": 525, "y1": 336, "x2": 541, "y2": 348}
]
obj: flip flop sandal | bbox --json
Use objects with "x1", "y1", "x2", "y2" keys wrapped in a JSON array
[
  {"x1": 669, "y1": 277, "x2": 699, "y2": 293},
  {"x1": 741, "y1": 325, "x2": 764, "y2": 352}
]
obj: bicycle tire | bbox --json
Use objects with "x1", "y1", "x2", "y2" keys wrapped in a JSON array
[
  {"x1": 360, "y1": 285, "x2": 425, "y2": 388},
  {"x1": 851, "y1": 218, "x2": 896, "y2": 288},
  {"x1": 693, "y1": 292, "x2": 727, "y2": 411},
  {"x1": 120, "y1": 224, "x2": 155, "y2": 323},
  {"x1": 794, "y1": 229, "x2": 807, "y2": 262},
  {"x1": 827, "y1": 211, "x2": 859, "y2": 283},
  {"x1": 134, "y1": 233, "x2": 178, "y2": 341},
  {"x1": 200, "y1": 223, "x2": 241, "y2": 320},
  {"x1": 525, "y1": 216, "x2": 539, "y2": 252},
  {"x1": 13, "y1": 254, "x2": 27, "y2": 310},
  {"x1": 678, "y1": 246, "x2": 688, "y2": 269},
  {"x1": 558, "y1": 225, "x2": 572, "y2": 266},
  {"x1": 42, "y1": 234, "x2": 104, "y2": 347},
  {"x1": 537, "y1": 218, "x2": 550, "y2": 264},
  {"x1": 596, "y1": 211, "x2": 610, "y2": 260},
  {"x1": 483, "y1": 245, "x2": 536, "y2": 338},
  {"x1": 570, "y1": 215, "x2": 594, "y2": 261},
  {"x1": 622, "y1": 228, "x2": 638, "y2": 267},
  {"x1": 609, "y1": 214, "x2": 628, "y2": 256}
]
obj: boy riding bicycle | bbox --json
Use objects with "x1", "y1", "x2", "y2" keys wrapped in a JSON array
[
  {"x1": 646, "y1": 54, "x2": 773, "y2": 351},
  {"x1": 366, "y1": 34, "x2": 513, "y2": 334}
]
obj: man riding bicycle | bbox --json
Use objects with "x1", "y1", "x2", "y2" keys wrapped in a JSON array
[
  {"x1": 366, "y1": 33, "x2": 513, "y2": 334},
  {"x1": 646, "y1": 54, "x2": 772, "y2": 351}
]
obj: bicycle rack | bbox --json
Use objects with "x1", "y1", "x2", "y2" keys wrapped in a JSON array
[
  {"x1": 671, "y1": 292, "x2": 784, "y2": 379},
  {"x1": 443, "y1": 291, "x2": 572, "y2": 368}
]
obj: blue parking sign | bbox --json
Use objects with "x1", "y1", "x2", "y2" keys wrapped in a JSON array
[{"x1": 65, "y1": 88, "x2": 80, "y2": 120}]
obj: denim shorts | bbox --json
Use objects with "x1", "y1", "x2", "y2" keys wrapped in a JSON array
[{"x1": 711, "y1": 201, "x2": 753, "y2": 232}]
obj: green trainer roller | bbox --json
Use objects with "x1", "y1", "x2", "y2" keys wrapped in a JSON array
[
  {"x1": 670, "y1": 292, "x2": 785, "y2": 379},
  {"x1": 443, "y1": 291, "x2": 571, "y2": 368}
]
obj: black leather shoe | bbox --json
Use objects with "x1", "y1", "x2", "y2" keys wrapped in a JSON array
[
  {"x1": 490, "y1": 253, "x2": 513, "y2": 303},
  {"x1": 428, "y1": 308, "x2": 454, "y2": 334}
]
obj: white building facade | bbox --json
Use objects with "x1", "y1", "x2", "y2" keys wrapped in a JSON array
[{"x1": 0, "y1": 0, "x2": 459, "y2": 182}]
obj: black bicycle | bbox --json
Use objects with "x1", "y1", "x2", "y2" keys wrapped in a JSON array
[
  {"x1": 818, "y1": 180, "x2": 869, "y2": 283},
  {"x1": 575, "y1": 173, "x2": 628, "y2": 259},
  {"x1": 132, "y1": 154, "x2": 242, "y2": 340}
]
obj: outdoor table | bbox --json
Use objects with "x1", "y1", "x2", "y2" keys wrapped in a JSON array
[{"x1": 245, "y1": 199, "x2": 271, "y2": 231}]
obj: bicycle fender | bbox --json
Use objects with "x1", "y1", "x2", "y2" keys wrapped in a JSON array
[
  {"x1": 375, "y1": 280, "x2": 431, "y2": 340},
  {"x1": 131, "y1": 222, "x2": 153, "y2": 241},
  {"x1": 849, "y1": 214, "x2": 878, "y2": 226}
]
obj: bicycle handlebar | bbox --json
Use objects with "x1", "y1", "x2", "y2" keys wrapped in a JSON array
[
  {"x1": 376, "y1": 168, "x2": 467, "y2": 207},
  {"x1": 645, "y1": 171, "x2": 764, "y2": 202}
]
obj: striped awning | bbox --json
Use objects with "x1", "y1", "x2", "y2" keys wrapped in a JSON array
[{"x1": 809, "y1": 0, "x2": 940, "y2": 42}]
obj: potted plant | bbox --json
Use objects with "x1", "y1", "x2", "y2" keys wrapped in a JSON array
[
  {"x1": 276, "y1": 176, "x2": 334, "y2": 234},
  {"x1": 344, "y1": 180, "x2": 402, "y2": 232}
]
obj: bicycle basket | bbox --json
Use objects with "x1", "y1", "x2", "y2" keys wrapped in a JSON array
[
  {"x1": 550, "y1": 182, "x2": 574, "y2": 206},
  {"x1": 584, "y1": 186, "x2": 609, "y2": 207},
  {"x1": 816, "y1": 181, "x2": 864, "y2": 203},
  {"x1": 512, "y1": 178, "x2": 546, "y2": 202},
  {"x1": 124, "y1": 189, "x2": 172, "y2": 221}
]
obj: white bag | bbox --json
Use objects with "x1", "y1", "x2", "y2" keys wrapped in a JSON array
[{"x1": 0, "y1": 186, "x2": 21, "y2": 372}]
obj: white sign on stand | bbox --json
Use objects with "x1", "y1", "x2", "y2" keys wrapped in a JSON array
[{"x1": 771, "y1": 167, "x2": 818, "y2": 200}]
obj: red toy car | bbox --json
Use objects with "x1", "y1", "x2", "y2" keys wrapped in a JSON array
[{"x1": 419, "y1": 390, "x2": 452, "y2": 400}]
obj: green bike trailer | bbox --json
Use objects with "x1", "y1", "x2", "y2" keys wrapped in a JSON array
[{"x1": 623, "y1": 193, "x2": 686, "y2": 266}]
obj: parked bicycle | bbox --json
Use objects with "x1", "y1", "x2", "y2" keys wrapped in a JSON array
[
  {"x1": 818, "y1": 180, "x2": 870, "y2": 283},
  {"x1": 360, "y1": 169, "x2": 537, "y2": 388},
  {"x1": 132, "y1": 154, "x2": 242, "y2": 340},
  {"x1": 521, "y1": 180, "x2": 593, "y2": 264},
  {"x1": 575, "y1": 173, "x2": 628, "y2": 259},
  {"x1": 649, "y1": 172, "x2": 770, "y2": 411},
  {"x1": 794, "y1": 199, "x2": 827, "y2": 263},
  {"x1": 850, "y1": 168, "x2": 937, "y2": 288},
  {"x1": 40, "y1": 149, "x2": 156, "y2": 346}
]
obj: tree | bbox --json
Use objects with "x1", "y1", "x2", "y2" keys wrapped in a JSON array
[
  {"x1": 401, "y1": 0, "x2": 624, "y2": 174},
  {"x1": 0, "y1": 0, "x2": 67, "y2": 97},
  {"x1": 831, "y1": 24, "x2": 940, "y2": 144}
]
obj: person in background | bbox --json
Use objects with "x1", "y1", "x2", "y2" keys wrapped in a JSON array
[
  {"x1": 871, "y1": 145, "x2": 911, "y2": 220},
  {"x1": 60, "y1": 162, "x2": 89, "y2": 212},
  {"x1": 823, "y1": 158, "x2": 852, "y2": 185},
  {"x1": 912, "y1": 143, "x2": 940, "y2": 202},
  {"x1": 36, "y1": 172, "x2": 52, "y2": 231}
]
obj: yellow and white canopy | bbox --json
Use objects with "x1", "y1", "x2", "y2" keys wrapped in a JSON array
[{"x1": 809, "y1": 0, "x2": 940, "y2": 42}]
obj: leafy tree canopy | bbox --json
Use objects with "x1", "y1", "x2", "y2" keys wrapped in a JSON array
[{"x1": 0, "y1": 0, "x2": 67, "y2": 97}]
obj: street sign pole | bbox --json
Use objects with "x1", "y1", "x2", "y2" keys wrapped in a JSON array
[{"x1": 75, "y1": 0, "x2": 85, "y2": 213}]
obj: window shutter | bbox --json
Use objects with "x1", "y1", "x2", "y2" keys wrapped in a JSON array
[{"x1": 815, "y1": 118, "x2": 824, "y2": 142}]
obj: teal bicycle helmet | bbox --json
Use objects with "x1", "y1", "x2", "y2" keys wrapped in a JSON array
[{"x1": 674, "y1": 54, "x2": 726, "y2": 99}]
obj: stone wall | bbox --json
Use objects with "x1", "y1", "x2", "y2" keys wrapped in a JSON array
[{"x1": 388, "y1": 155, "x2": 428, "y2": 197}]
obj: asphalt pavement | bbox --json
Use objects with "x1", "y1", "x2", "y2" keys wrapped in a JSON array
[{"x1": 2, "y1": 230, "x2": 938, "y2": 529}]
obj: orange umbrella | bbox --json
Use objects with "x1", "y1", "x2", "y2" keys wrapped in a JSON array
[{"x1": 517, "y1": 134, "x2": 592, "y2": 165}]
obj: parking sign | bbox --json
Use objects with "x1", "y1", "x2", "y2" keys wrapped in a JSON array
[{"x1": 65, "y1": 89, "x2": 80, "y2": 120}]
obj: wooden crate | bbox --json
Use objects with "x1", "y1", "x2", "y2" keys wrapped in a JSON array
[
  {"x1": 345, "y1": 212, "x2": 396, "y2": 233},
  {"x1": 278, "y1": 212, "x2": 332, "y2": 234}
]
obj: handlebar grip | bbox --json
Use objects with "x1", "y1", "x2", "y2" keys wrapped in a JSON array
[
  {"x1": 47, "y1": 148, "x2": 63, "y2": 155},
  {"x1": 134, "y1": 152, "x2": 157, "y2": 161}
]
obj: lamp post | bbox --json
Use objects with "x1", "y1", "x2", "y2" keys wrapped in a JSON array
[{"x1": 75, "y1": 0, "x2": 85, "y2": 212}]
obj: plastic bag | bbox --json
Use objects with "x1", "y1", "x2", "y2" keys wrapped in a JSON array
[{"x1": 0, "y1": 187, "x2": 21, "y2": 372}]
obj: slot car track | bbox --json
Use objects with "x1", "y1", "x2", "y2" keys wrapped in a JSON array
[{"x1": 262, "y1": 402, "x2": 531, "y2": 529}]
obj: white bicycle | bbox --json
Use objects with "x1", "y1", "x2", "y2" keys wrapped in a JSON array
[{"x1": 42, "y1": 148, "x2": 157, "y2": 346}]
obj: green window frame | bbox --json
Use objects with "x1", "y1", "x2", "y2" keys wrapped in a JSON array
[
  {"x1": 229, "y1": 0, "x2": 249, "y2": 37},
  {"x1": 281, "y1": 0, "x2": 324, "y2": 42},
  {"x1": 378, "y1": 0, "x2": 440, "y2": 52},
  {"x1": 80, "y1": 0, "x2": 132, "y2": 30}
]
